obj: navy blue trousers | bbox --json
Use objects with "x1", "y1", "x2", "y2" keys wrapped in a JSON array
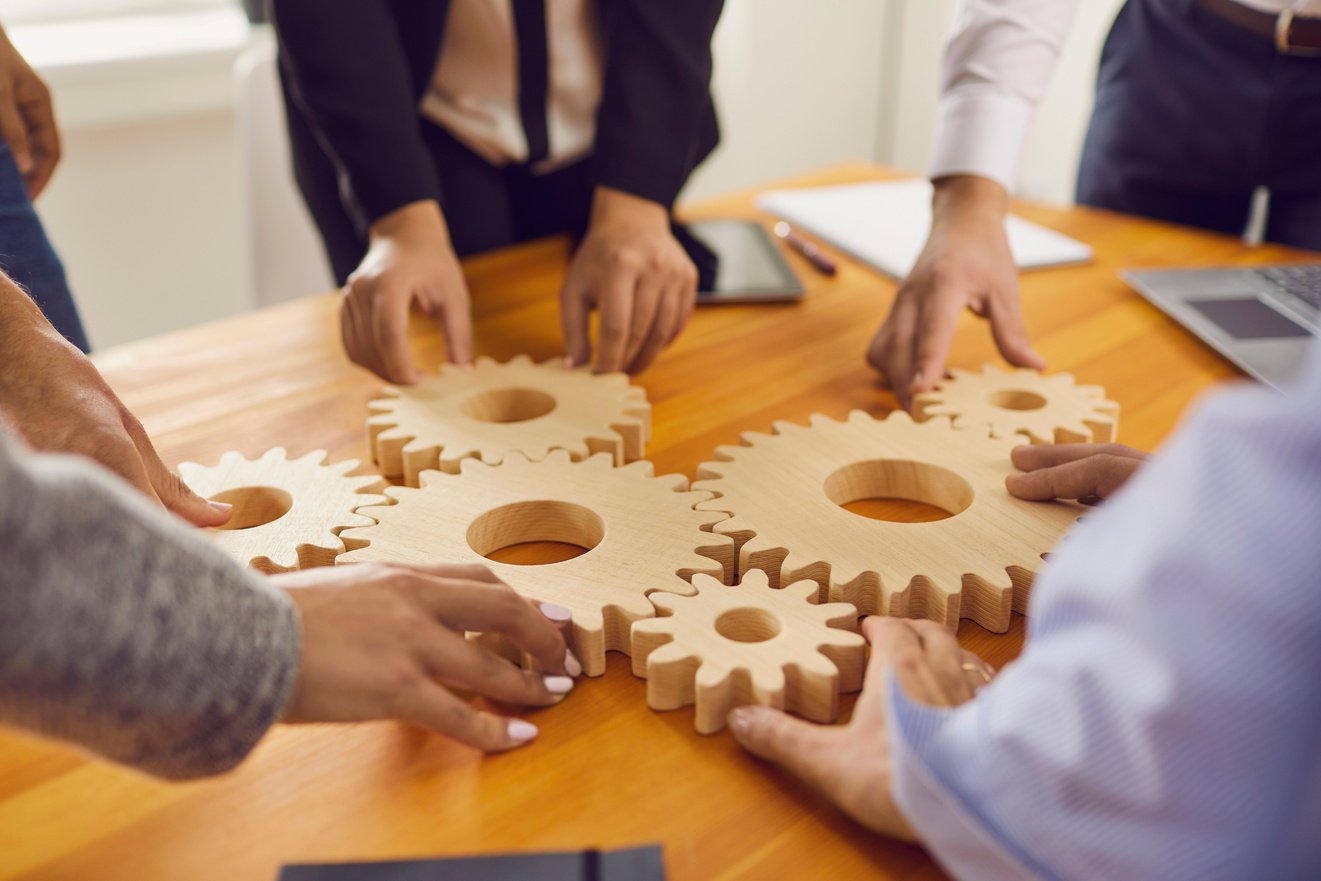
[
  {"x1": 0, "y1": 144, "x2": 90, "y2": 351},
  {"x1": 1078, "y1": 0, "x2": 1321, "y2": 251}
]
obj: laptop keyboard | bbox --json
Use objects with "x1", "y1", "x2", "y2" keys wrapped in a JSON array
[{"x1": 1257, "y1": 265, "x2": 1321, "y2": 313}]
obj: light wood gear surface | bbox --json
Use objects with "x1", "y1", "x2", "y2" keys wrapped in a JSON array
[
  {"x1": 367, "y1": 354, "x2": 651, "y2": 486},
  {"x1": 694, "y1": 411, "x2": 1086, "y2": 632},
  {"x1": 632, "y1": 571, "x2": 866, "y2": 734},
  {"x1": 339, "y1": 450, "x2": 734, "y2": 676},
  {"x1": 179, "y1": 448, "x2": 387, "y2": 573},
  {"x1": 14, "y1": 163, "x2": 1287, "y2": 881},
  {"x1": 913, "y1": 365, "x2": 1120, "y2": 444}
]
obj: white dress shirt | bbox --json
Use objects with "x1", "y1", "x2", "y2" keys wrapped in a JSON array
[
  {"x1": 419, "y1": 0, "x2": 604, "y2": 170},
  {"x1": 885, "y1": 338, "x2": 1321, "y2": 880},
  {"x1": 931, "y1": 0, "x2": 1321, "y2": 191}
]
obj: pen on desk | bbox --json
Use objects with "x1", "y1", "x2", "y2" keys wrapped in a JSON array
[{"x1": 773, "y1": 221, "x2": 838, "y2": 277}]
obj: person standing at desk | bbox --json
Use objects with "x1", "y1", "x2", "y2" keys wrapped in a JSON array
[
  {"x1": 271, "y1": 0, "x2": 723, "y2": 382},
  {"x1": 869, "y1": 0, "x2": 1321, "y2": 406}
]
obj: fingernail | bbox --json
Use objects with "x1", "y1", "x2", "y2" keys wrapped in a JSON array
[
  {"x1": 564, "y1": 650, "x2": 583, "y2": 678},
  {"x1": 540, "y1": 603, "x2": 573, "y2": 623},
  {"x1": 563, "y1": 356, "x2": 576, "y2": 369},
  {"x1": 208, "y1": 500, "x2": 232, "y2": 513},
  {"x1": 507, "y1": 719, "x2": 538, "y2": 743},
  {"x1": 543, "y1": 675, "x2": 574, "y2": 695},
  {"x1": 728, "y1": 707, "x2": 752, "y2": 737}
]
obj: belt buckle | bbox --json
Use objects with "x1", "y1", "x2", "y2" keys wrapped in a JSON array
[{"x1": 1276, "y1": 10, "x2": 1321, "y2": 56}]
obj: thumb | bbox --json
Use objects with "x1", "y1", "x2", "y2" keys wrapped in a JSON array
[
  {"x1": 728, "y1": 706, "x2": 850, "y2": 797},
  {"x1": 153, "y1": 462, "x2": 233, "y2": 527}
]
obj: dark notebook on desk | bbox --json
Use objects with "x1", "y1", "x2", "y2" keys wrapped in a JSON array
[{"x1": 277, "y1": 846, "x2": 665, "y2": 881}]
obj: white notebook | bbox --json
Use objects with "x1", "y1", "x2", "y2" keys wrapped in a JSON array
[{"x1": 757, "y1": 179, "x2": 1094, "y2": 280}]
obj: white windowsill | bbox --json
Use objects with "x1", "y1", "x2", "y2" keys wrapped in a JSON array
[{"x1": 9, "y1": 8, "x2": 251, "y2": 129}]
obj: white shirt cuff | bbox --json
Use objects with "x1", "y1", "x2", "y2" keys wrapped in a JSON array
[{"x1": 928, "y1": 89, "x2": 1036, "y2": 194}]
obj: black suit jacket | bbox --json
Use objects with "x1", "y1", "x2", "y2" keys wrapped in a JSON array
[{"x1": 272, "y1": 0, "x2": 723, "y2": 275}]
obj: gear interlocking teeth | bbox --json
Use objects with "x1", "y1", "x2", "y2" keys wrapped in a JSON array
[
  {"x1": 694, "y1": 410, "x2": 1086, "y2": 632},
  {"x1": 366, "y1": 354, "x2": 651, "y2": 486},
  {"x1": 339, "y1": 450, "x2": 734, "y2": 676},
  {"x1": 913, "y1": 365, "x2": 1120, "y2": 444},
  {"x1": 631, "y1": 570, "x2": 865, "y2": 734},
  {"x1": 180, "y1": 448, "x2": 387, "y2": 573}
]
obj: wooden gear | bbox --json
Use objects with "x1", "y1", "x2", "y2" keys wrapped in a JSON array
[
  {"x1": 180, "y1": 448, "x2": 387, "y2": 573},
  {"x1": 632, "y1": 570, "x2": 866, "y2": 734},
  {"x1": 693, "y1": 411, "x2": 1086, "y2": 632},
  {"x1": 913, "y1": 365, "x2": 1119, "y2": 444},
  {"x1": 339, "y1": 451, "x2": 734, "y2": 676},
  {"x1": 367, "y1": 354, "x2": 651, "y2": 486}
]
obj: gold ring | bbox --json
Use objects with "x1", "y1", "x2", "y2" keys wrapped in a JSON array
[{"x1": 960, "y1": 660, "x2": 995, "y2": 686}]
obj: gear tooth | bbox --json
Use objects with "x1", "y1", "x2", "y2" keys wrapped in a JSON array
[
  {"x1": 507, "y1": 353, "x2": 534, "y2": 366},
  {"x1": 879, "y1": 409, "x2": 913, "y2": 426},
  {"x1": 771, "y1": 418, "x2": 805, "y2": 435},
  {"x1": 415, "y1": 470, "x2": 446, "y2": 489},
  {"x1": 647, "y1": 641, "x2": 695, "y2": 668},
  {"x1": 620, "y1": 459, "x2": 656, "y2": 478},
  {"x1": 734, "y1": 569, "x2": 772, "y2": 591},
  {"x1": 260, "y1": 447, "x2": 288, "y2": 463},
  {"x1": 739, "y1": 429, "x2": 775, "y2": 446},
  {"x1": 648, "y1": 592, "x2": 683, "y2": 614},
  {"x1": 582, "y1": 451, "x2": 616, "y2": 469},
  {"x1": 779, "y1": 578, "x2": 819, "y2": 604},
  {"x1": 473, "y1": 356, "x2": 498, "y2": 369}
]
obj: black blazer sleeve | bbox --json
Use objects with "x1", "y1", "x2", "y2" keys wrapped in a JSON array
[
  {"x1": 592, "y1": 0, "x2": 725, "y2": 208},
  {"x1": 271, "y1": 0, "x2": 441, "y2": 232}
]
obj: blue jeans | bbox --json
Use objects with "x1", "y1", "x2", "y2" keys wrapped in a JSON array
[
  {"x1": 0, "y1": 143, "x2": 90, "y2": 351},
  {"x1": 1078, "y1": 0, "x2": 1321, "y2": 251}
]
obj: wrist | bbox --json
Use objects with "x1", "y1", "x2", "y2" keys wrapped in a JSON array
[
  {"x1": 588, "y1": 186, "x2": 670, "y2": 234},
  {"x1": 930, "y1": 175, "x2": 1009, "y2": 227},
  {"x1": 368, "y1": 200, "x2": 450, "y2": 248}
]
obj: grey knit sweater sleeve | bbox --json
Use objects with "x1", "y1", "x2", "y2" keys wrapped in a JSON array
[{"x1": 0, "y1": 431, "x2": 301, "y2": 779}]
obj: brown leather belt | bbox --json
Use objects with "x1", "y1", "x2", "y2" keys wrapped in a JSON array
[{"x1": 1196, "y1": 0, "x2": 1321, "y2": 55}]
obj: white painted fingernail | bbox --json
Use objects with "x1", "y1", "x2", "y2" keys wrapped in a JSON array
[
  {"x1": 540, "y1": 603, "x2": 572, "y2": 623},
  {"x1": 565, "y1": 651, "x2": 583, "y2": 678},
  {"x1": 728, "y1": 707, "x2": 752, "y2": 737},
  {"x1": 544, "y1": 675, "x2": 574, "y2": 694},
  {"x1": 507, "y1": 719, "x2": 538, "y2": 743}
]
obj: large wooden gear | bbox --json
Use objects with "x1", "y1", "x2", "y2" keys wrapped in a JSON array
[
  {"x1": 632, "y1": 571, "x2": 865, "y2": 734},
  {"x1": 339, "y1": 451, "x2": 734, "y2": 676},
  {"x1": 693, "y1": 411, "x2": 1086, "y2": 632},
  {"x1": 180, "y1": 448, "x2": 387, "y2": 573},
  {"x1": 367, "y1": 354, "x2": 651, "y2": 486},
  {"x1": 913, "y1": 365, "x2": 1120, "y2": 444}
]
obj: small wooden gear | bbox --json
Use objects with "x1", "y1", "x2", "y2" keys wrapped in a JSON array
[
  {"x1": 367, "y1": 354, "x2": 651, "y2": 486},
  {"x1": 180, "y1": 448, "x2": 387, "y2": 573},
  {"x1": 339, "y1": 451, "x2": 734, "y2": 676},
  {"x1": 913, "y1": 365, "x2": 1120, "y2": 444},
  {"x1": 632, "y1": 571, "x2": 866, "y2": 734},
  {"x1": 693, "y1": 411, "x2": 1086, "y2": 632}
]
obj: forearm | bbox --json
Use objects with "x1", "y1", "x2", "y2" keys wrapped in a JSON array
[
  {"x1": 930, "y1": 0, "x2": 1080, "y2": 190},
  {"x1": 0, "y1": 432, "x2": 299, "y2": 779}
]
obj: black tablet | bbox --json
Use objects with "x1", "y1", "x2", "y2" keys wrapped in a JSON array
[{"x1": 673, "y1": 220, "x2": 805, "y2": 304}]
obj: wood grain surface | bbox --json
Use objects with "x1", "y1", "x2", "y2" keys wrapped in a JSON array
[{"x1": 2, "y1": 164, "x2": 1310, "y2": 881}]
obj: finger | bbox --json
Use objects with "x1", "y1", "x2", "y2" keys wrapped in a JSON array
[
  {"x1": 435, "y1": 285, "x2": 474, "y2": 368},
  {"x1": 1011, "y1": 442, "x2": 1146, "y2": 472},
  {"x1": 728, "y1": 706, "x2": 852, "y2": 796},
  {"x1": 852, "y1": 616, "x2": 923, "y2": 724},
  {"x1": 415, "y1": 623, "x2": 571, "y2": 707},
  {"x1": 908, "y1": 620, "x2": 975, "y2": 704},
  {"x1": 909, "y1": 283, "x2": 965, "y2": 395},
  {"x1": 559, "y1": 281, "x2": 593, "y2": 369},
  {"x1": 878, "y1": 301, "x2": 920, "y2": 409},
  {"x1": 621, "y1": 270, "x2": 664, "y2": 372},
  {"x1": 986, "y1": 284, "x2": 1046, "y2": 371},
  {"x1": 405, "y1": 576, "x2": 569, "y2": 675},
  {"x1": 593, "y1": 265, "x2": 636, "y2": 374},
  {"x1": 1005, "y1": 453, "x2": 1140, "y2": 502},
  {"x1": 628, "y1": 278, "x2": 683, "y2": 373},
  {"x1": 340, "y1": 288, "x2": 382, "y2": 377},
  {"x1": 19, "y1": 83, "x2": 58, "y2": 198},
  {"x1": 118, "y1": 413, "x2": 231, "y2": 527},
  {"x1": 371, "y1": 287, "x2": 420, "y2": 385},
  {"x1": 0, "y1": 89, "x2": 33, "y2": 176},
  {"x1": 394, "y1": 680, "x2": 540, "y2": 752}
]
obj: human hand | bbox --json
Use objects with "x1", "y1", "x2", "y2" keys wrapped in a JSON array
[
  {"x1": 0, "y1": 278, "x2": 230, "y2": 526},
  {"x1": 342, "y1": 200, "x2": 474, "y2": 384},
  {"x1": 1006, "y1": 442, "x2": 1148, "y2": 503},
  {"x1": 728, "y1": 617, "x2": 991, "y2": 839},
  {"x1": 560, "y1": 186, "x2": 697, "y2": 374},
  {"x1": 867, "y1": 176, "x2": 1044, "y2": 409},
  {"x1": 0, "y1": 25, "x2": 60, "y2": 198},
  {"x1": 278, "y1": 562, "x2": 581, "y2": 751}
]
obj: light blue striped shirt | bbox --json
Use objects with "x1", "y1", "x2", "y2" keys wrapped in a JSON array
[{"x1": 887, "y1": 342, "x2": 1321, "y2": 881}]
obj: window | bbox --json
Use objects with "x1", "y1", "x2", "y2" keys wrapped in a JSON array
[{"x1": 0, "y1": 0, "x2": 233, "y2": 26}]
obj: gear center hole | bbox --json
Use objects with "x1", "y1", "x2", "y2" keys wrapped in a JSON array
[
  {"x1": 987, "y1": 389, "x2": 1047, "y2": 411},
  {"x1": 715, "y1": 607, "x2": 782, "y2": 643},
  {"x1": 467, "y1": 501, "x2": 604, "y2": 566},
  {"x1": 460, "y1": 387, "x2": 557, "y2": 423},
  {"x1": 209, "y1": 486, "x2": 294, "y2": 531},
  {"x1": 824, "y1": 460, "x2": 973, "y2": 523}
]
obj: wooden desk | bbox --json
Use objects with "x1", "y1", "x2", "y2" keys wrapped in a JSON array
[{"x1": 2, "y1": 164, "x2": 1310, "y2": 881}]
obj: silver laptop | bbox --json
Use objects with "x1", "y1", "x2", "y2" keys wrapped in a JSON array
[{"x1": 1123, "y1": 264, "x2": 1321, "y2": 389}]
